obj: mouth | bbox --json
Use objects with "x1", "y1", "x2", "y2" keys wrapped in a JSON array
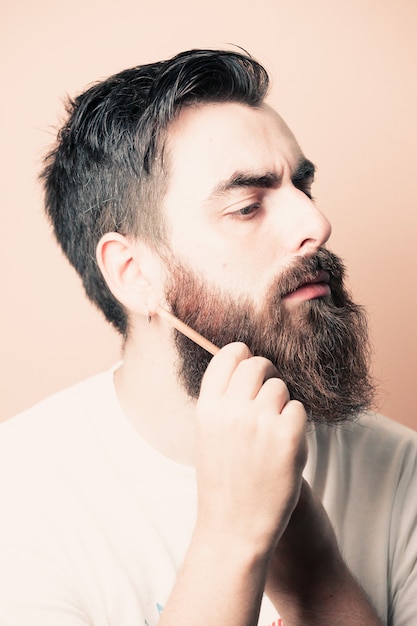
[{"x1": 282, "y1": 270, "x2": 331, "y2": 305}]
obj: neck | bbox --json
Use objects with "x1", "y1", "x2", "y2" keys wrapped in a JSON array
[{"x1": 114, "y1": 315, "x2": 198, "y2": 466}]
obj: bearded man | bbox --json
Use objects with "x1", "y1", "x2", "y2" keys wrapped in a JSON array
[{"x1": 0, "y1": 49, "x2": 416, "y2": 626}]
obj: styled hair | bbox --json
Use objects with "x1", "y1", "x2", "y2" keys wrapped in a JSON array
[{"x1": 40, "y1": 48, "x2": 270, "y2": 335}]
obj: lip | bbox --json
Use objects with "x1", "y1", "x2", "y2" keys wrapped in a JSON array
[{"x1": 283, "y1": 270, "x2": 331, "y2": 304}]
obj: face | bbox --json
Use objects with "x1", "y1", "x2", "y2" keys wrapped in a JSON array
[
  {"x1": 162, "y1": 102, "x2": 332, "y2": 305},
  {"x1": 158, "y1": 103, "x2": 375, "y2": 423}
]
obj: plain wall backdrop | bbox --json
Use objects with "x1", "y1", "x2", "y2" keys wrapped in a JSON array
[{"x1": 1, "y1": 0, "x2": 416, "y2": 429}]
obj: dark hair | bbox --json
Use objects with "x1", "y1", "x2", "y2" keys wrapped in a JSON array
[{"x1": 40, "y1": 48, "x2": 270, "y2": 335}]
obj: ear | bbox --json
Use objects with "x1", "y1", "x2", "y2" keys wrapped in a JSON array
[{"x1": 96, "y1": 232, "x2": 163, "y2": 319}]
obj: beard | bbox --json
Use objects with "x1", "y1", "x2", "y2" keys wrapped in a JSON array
[{"x1": 163, "y1": 248, "x2": 375, "y2": 425}]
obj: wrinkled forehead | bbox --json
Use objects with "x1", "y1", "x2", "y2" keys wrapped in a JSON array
[{"x1": 162, "y1": 101, "x2": 304, "y2": 208}]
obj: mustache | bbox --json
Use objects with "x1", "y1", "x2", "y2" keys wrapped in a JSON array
[{"x1": 273, "y1": 248, "x2": 346, "y2": 302}]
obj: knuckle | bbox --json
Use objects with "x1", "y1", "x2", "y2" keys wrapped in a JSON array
[
  {"x1": 216, "y1": 342, "x2": 251, "y2": 367},
  {"x1": 245, "y1": 355, "x2": 278, "y2": 380},
  {"x1": 224, "y1": 341, "x2": 251, "y2": 359},
  {"x1": 250, "y1": 355, "x2": 270, "y2": 370},
  {"x1": 263, "y1": 376, "x2": 289, "y2": 397},
  {"x1": 286, "y1": 399, "x2": 308, "y2": 420},
  {"x1": 274, "y1": 377, "x2": 289, "y2": 393},
  {"x1": 242, "y1": 355, "x2": 267, "y2": 375}
]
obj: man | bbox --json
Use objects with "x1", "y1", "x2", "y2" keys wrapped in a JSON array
[{"x1": 0, "y1": 49, "x2": 416, "y2": 625}]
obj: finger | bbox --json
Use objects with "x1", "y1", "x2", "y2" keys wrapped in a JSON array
[
  {"x1": 280, "y1": 399, "x2": 308, "y2": 436},
  {"x1": 255, "y1": 376, "x2": 290, "y2": 413},
  {"x1": 199, "y1": 342, "x2": 252, "y2": 399},
  {"x1": 227, "y1": 356, "x2": 279, "y2": 399},
  {"x1": 275, "y1": 400, "x2": 308, "y2": 468}
]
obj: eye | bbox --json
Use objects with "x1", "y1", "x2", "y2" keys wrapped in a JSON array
[{"x1": 230, "y1": 202, "x2": 261, "y2": 219}]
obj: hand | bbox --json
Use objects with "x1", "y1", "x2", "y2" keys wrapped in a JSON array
[{"x1": 195, "y1": 342, "x2": 308, "y2": 556}]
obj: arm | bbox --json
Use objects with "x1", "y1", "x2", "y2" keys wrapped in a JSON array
[
  {"x1": 159, "y1": 342, "x2": 307, "y2": 626},
  {"x1": 159, "y1": 342, "x2": 384, "y2": 626},
  {"x1": 265, "y1": 480, "x2": 384, "y2": 625}
]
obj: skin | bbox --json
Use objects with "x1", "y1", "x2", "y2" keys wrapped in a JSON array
[
  {"x1": 162, "y1": 102, "x2": 332, "y2": 303},
  {"x1": 96, "y1": 102, "x2": 383, "y2": 625}
]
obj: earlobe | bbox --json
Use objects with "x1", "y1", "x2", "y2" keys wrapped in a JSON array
[{"x1": 96, "y1": 233, "x2": 161, "y2": 317}]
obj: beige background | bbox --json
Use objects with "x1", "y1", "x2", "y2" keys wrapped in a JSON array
[{"x1": 1, "y1": 0, "x2": 416, "y2": 429}]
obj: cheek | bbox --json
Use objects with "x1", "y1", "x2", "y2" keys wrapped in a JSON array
[
  {"x1": 168, "y1": 223, "x2": 285, "y2": 299},
  {"x1": 217, "y1": 253, "x2": 281, "y2": 299}
]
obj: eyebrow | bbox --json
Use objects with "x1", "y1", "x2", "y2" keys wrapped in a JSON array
[
  {"x1": 291, "y1": 158, "x2": 316, "y2": 185},
  {"x1": 206, "y1": 157, "x2": 316, "y2": 202}
]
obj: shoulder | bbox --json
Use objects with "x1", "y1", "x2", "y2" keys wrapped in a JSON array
[
  {"x1": 339, "y1": 413, "x2": 417, "y2": 459},
  {"x1": 0, "y1": 365, "x2": 127, "y2": 531},
  {"x1": 310, "y1": 413, "x2": 417, "y2": 491},
  {"x1": 1, "y1": 366, "x2": 118, "y2": 441},
  {"x1": 315, "y1": 412, "x2": 417, "y2": 457},
  {"x1": 0, "y1": 366, "x2": 121, "y2": 479}
]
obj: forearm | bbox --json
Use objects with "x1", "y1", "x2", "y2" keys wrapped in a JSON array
[
  {"x1": 267, "y1": 555, "x2": 384, "y2": 626},
  {"x1": 265, "y1": 482, "x2": 384, "y2": 626},
  {"x1": 159, "y1": 525, "x2": 271, "y2": 626}
]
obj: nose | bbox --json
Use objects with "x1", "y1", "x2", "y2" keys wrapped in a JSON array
[{"x1": 278, "y1": 186, "x2": 332, "y2": 255}]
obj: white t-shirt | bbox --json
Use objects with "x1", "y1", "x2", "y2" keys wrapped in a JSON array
[{"x1": 0, "y1": 367, "x2": 416, "y2": 626}]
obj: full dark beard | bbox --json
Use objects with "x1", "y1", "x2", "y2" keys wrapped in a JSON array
[{"x1": 164, "y1": 248, "x2": 375, "y2": 425}]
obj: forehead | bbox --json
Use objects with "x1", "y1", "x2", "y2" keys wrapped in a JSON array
[{"x1": 164, "y1": 102, "x2": 303, "y2": 201}]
